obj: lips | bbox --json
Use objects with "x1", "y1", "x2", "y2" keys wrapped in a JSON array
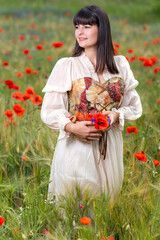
[{"x1": 79, "y1": 38, "x2": 87, "y2": 41}]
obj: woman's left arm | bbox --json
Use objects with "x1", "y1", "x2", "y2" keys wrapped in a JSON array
[{"x1": 104, "y1": 56, "x2": 142, "y2": 131}]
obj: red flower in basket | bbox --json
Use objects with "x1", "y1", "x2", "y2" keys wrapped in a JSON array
[{"x1": 91, "y1": 113, "x2": 110, "y2": 130}]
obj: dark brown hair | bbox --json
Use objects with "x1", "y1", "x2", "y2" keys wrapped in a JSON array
[{"x1": 72, "y1": 5, "x2": 119, "y2": 74}]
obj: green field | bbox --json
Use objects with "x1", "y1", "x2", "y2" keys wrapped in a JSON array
[{"x1": 0, "y1": 0, "x2": 160, "y2": 239}]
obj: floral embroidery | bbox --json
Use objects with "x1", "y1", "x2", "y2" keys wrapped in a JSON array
[{"x1": 68, "y1": 77, "x2": 124, "y2": 116}]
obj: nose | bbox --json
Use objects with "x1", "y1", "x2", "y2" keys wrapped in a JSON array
[{"x1": 77, "y1": 25, "x2": 84, "y2": 35}]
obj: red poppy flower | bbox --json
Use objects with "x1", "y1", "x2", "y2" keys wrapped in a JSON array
[
  {"x1": 4, "y1": 110, "x2": 13, "y2": 119},
  {"x1": 114, "y1": 48, "x2": 118, "y2": 55},
  {"x1": 42, "y1": 28, "x2": 47, "y2": 32},
  {"x1": 36, "y1": 45, "x2": 43, "y2": 50},
  {"x1": 21, "y1": 156, "x2": 27, "y2": 162},
  {"x1": 23, "y1": 93, "x2": 31, "y2": 101},
  {"x1": 150, "y1": 56, "x2": 158, "y2": 64},
  {"x1": 156, "y1": 99, "x2": 160, "y2": 104},
  {"x1": 25, "y1": 68, "x2": 32, "y2": 74},
  {"x1": 144, "y1": 42, "x2": 149, "y2": 46},
  {"x1": 79, "y1": 205, "x2": 84, "y2": 208},
  {"x1": 138, "y1": 56, "x2": 146, "y2": 61},
  {"x1": 13, "y1": 104, "x2": 25, "y2": 117},
  {"x1": 128, "y1": 48, "x2": 134, "y2": 53},
  {"x1": 41, "y1": 41, "x2": 45, "y2": 45},
  {"x1": 41, "y1": 228, "x2": 51, "y2": 235},
  {"x1": 4, "y1": 80, "x2": 14, "y2": 86},
  {"x1": 19, "y1": 36, "x2": 25, "y2": 40},
  {"x1": 12, "y1": 92, "x2": 24, "y2": 101},
  {"x1": 125, "y1": 56, "x2": 129, "y2": 61},
  {"x1": 153, "y1": 160, "x2": 160, "y2": 166},
  {"x1": 52, "y1": 42, "x2": 64, "y2": 48},
  {"x1": 23, "y1": 49, "x2": 29, "y2": 55},
  {"x1": 134, "y1": 151, "x2": 147, "y2": 163},
  {"x1": 92, "y1": 113, "x2": 110, "y2": 130},
  {"x1": 159, "y1": 152, "x2": 160, "y2": 156},
  {"x1": 27, "y1": 55, "x2": 32, "y2": 60},
  {"x1": 31, "y1": 24, "x2": 38, "y2": 28},
  {"x1": 25, "y1": 87, "x2": 35, "y2": 96},
  {"x1": 85, "y1": 113, "x2": 93, "y2": 121},
  {"x1": 113, "y1": 42, "x2": 120, "y2": 48},
  {"x1": 31, "y1": 95, "x2": 43, "y2": 104},
  {"x1": 2, "y1": 61, "x2": 9, "y2": 66},
  {"x1": 16, "y1": 72, "x2": 23, "y2": 77},
  {"x1": 32, "y1": 70, "x2": 38, "y2": 75},
  {"x1": 47, "y1": 56, "x2": 53, "y2": 62},
  {"x1": 146, "y1": 80, "x2": 152, "y2": 84},
  {"x1": 154, "y1": 67, "x2": 160, "y2": 73},
  {"x1": 10, "y1": 84, "x2": 19, "y2": 90},
  {"x1": 0, "y1": 216, "x2": 5, "y2": 226},
  {"x1": 130, "y1": 56, "x2": 136, "y2": 62},
  {"x1": 33, "y1": 35, "x2": 38, "y2": 39},
  {"x1": 126, "y1": 126, "x2": 138, "y2": 134},
  {"x1": 75, "y1": 111, "x2": 85, "y2": 121},
  {"x1": 151, "y1": 40, "x2": 156, "y2": 45},
  {"x1": 0, "y1": 28, "x2": 4, "y2": 33},
  {"x1": 101, "y1": 237, "x2": 105, "y2": 240},
  {"x1": 143, "y1": 26, "x2": 147, "y2": 31},
  {"x1": 143, "y1": 59, "x2": 153, "y2": 67},
  {"x1": 122, "y1": 20, "x2": 127, "y2": 24},
  {"x1": 65, "y1": 12, "x2": 71, "y2": 17},
  {"x1": 80, "y1": 217, "x2": 91, "y2": 225}
]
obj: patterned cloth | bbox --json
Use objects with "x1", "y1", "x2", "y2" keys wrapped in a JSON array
[{"x1": 68, "y1": 77, "x2": 124, "y2": 117}]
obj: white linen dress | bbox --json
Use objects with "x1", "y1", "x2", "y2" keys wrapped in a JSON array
[{"x1": 41, "y1": 51, "x2": 142, "y2": 198}]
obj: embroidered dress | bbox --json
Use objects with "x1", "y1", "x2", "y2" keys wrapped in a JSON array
[{"x1": 41, "y1": 51, "x2": 142, "y2": 198}]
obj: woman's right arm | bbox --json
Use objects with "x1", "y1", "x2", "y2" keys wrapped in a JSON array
[
  {"x1": 41, "y1": 91, "x2": 71, "y2": 140},
  {"x1": 41, "y1": 91, "x2": 102, "y2": 142}
]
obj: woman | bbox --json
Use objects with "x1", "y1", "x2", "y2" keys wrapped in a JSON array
[{"x1": 41, "y1": 5, "x2": 142, "y2": 199}]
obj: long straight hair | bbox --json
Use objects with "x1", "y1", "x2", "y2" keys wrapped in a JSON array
[{"x1": 72, "y1": 5, "x2": 119, "y2": 74}]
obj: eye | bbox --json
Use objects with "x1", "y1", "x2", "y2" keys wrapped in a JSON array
[
  {"x1": 85, "y1": 25, "x2": 91, "y2": 28},
  {"x1": 75, "y1": 25, "x2": 79, "y2": 29}
]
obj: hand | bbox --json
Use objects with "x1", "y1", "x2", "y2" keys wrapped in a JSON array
[
  {"x1": 103, "y1": 111, "x2": 120, "y2": 129},
  {"x1": 64, "y1": 121, "x2": 102, "y2": 143}
]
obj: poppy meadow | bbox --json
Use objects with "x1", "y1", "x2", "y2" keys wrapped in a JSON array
[{"x1": 0, "y1": 0, "x2": 160, "y2": 239}]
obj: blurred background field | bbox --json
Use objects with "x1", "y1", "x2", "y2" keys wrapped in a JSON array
[{"x1": 0, "y1": 0, "x2": 160, "y2": 239}]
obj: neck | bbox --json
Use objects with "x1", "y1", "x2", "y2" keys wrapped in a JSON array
[{"x1": 84, "y1": 48, "x2": 97, "y2": 68}]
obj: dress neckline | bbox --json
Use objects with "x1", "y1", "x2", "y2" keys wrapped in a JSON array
[
  {"x1": 79, "y1": 51, "x2": 96, "y2": 73},
  {"x1": 79, "y1": 51, "x2": 109, "y2": 83}
]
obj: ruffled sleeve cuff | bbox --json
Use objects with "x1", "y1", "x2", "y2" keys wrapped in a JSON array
[
  {"x1": 58, "y1": 117, "x2": 71, "y2": 140},
  {"x1": 112, "y1": 108, "x2": 125, "y2": 131}
]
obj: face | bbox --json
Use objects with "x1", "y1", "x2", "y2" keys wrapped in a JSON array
[{"x1": 75, "y1": 24, "x2": 98, "y2": 50}]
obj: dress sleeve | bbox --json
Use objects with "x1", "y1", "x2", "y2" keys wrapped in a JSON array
[
  {"x1": 41, "y1": 58, "x2": 72, "y2": 140},
  {"x1": 112, "y1": 55, "x2": 142, "y2": 131}
]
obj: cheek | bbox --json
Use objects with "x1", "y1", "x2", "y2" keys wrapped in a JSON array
[
  {"x1": 75, "y1": 30, "x2": 78, "y2": 39},
  {"x1": 91, "y1": 29, "x2": 98, "y2": 41}
]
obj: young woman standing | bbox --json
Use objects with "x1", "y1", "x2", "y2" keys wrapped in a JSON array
[{"x1": 41, "y1": 5, "x2": 142, "y2": 199}]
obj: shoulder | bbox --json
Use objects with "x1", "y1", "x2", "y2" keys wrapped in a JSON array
[
  {"x1": 51, "y1": 57, "x2": 73, "y2": 74},
  {"x1": 114, "y1": 55, "x2": 129, "y2": 67},
  {"x1": 55, "y1": 57, "x2": 73, "y2": 66}
]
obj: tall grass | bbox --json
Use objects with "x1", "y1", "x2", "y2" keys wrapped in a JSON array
[{"x1": 0, "y1": 2, "x2": 160, "y2": 239}]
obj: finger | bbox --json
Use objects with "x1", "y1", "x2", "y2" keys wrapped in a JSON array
[
  {"x1": 86, "y1": 137, "x2": 99, "y2": 141},
  {"x1": 88, "y1": 133, "x2": 102, "y2": 137},
  {"x1": 102, "y1": 111, "x2": 111, "y2": 116},
  {"x1": 84, "y1": 121, "x2": 95, "y2": 126},
  {"x1": 82, "y1": 138, "x2": 91, "y2": 144},
  {"x1": 88, "y1": 128, "x2": 102, "y2": 133}
]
